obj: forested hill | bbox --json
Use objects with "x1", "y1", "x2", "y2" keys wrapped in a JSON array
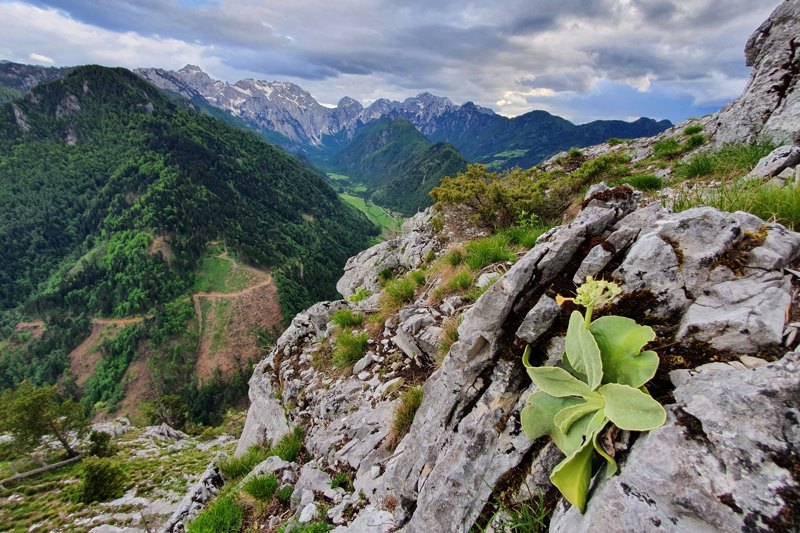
[
  {"x1": 0, "y1": 65, "x2": 375, "y2": 392},
  {"x1": 329, "y1": 117, "x2": 468, "y2": 215}
]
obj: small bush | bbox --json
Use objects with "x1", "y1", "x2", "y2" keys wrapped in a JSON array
[
  {"x1": 444, "y1": 248, "x2": 464, "y2": 266},
  {"x1": 652, "y1": 138, "x2": 683, "y2": 159},
  {"x1": 273, "y1": 426, "x2": 304, "y2": 462},
  {"x1": 383, "y1": 277, "x2": 416, "y2": 305},
  {"x1": 501, "y1": 223, "x2": 550, "y2": 249},
  {"x1": 331, "y1": 308, "x2": 364, "y2": 328},
  {"x1": 447, "y1": 267, "x2": 474, "y2": 293},
  {"x1": 390, "y1": 387, "x2": 424, "y2": 445},
  {"x1": 74, "y1": 457, "x2": 126, "y2": 503},
  {"x1": 465, "y1": 234, "x2": 515, "y2": 270},
  {"x1": 568, "y1": 147, "x2": 583, "y2": 158},
  {"x1": 243, "y1": 473, "x2": 279, "y2": 500},
  {"x1": 439, "y1": 315, "x2": 461, "y2": 358},
  {"x1": 187, "y1": 494, "x2": 244, "y2": 533},
  {"x1": 684, "y1": 133, "x2": 706, "y2": 149},
  {"x1": 424, "y1": 249, "x2": 437, "y2": 263},
  {"x1": 676, "y1": 153, "x2": 714, "y2": 180},
  {"x1": 431, "y1": 215, "x2": 444, "y2": 233},
  {"x1": 333, "y1": 330, "x2": 370, "y2": 368},
  {"x1": 607, "y1": 137, "x2": 629, "y2": 145},
  {"x1": 87, "y1": 430, "x2": 115, "y2": 457},
  {"x1": 378, "y1": 268, "x2": 394, "y2": 283},
  {"x1": 615, "y1": 173, "x2": 663, "y2": 191},
  {"x1": 277, "y1": 485, "x2": 293, "y2": 502},
  {"x1": 683, "y1": 124, "x2": 704, "y2": 135},
  {"x1": 347, "y1": 287, "x2": 373, "y2": 303},
  {"x1": 218, "y1": 444, "x2": 271, "y2": 480},
  {"x1": 409, "y1": 269, "x2": 427, "y2": 287},
  {"x1": 331, "y1": 471, "x2": 354, "y2": 492},
  {"x1": 278, "y1": 521, "x2": 332, "y2": 533}
]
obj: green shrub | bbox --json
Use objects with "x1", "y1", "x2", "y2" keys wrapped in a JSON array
[
  {"x1": 383, "y1": 277, "x2": 416, "y2": 305},
  {"x1": 390, "y1": 387, "x2": 424, "y2": 446},
  {"x1": 615, "y1": 173, "x2": 663, "y2": 191},
  {"x1": 568, "y1": 147, "x2": 583, "y2": 158},
  {"x1": 607, "y1": 138, "x2": 629, "y2": 146},
  {"x1": 444, "y1": 248, "x2": 464, "y2": 266},
  {"x1": 378, "y1": 268, "x2": 394, "y2": 283},
  {"x1": 87, "y1": 430, "x2": 115, "y2": 457},
  {"x1": 187, "y1": 494, "x2": 244, "y2": 533},
  {"x1": 273, "y1": 426, "x2": 304, "y2": 462},
  {"x1": 74, "y1": 457, "x2": 126, "y2": 503},
  {"x1": 684, "y1": 133, "x2": 706, "y2": 149},
  {"x1": 333, "y1": 330, "x2": 370, "y2": 368},
  {"x1": 683, "y1": 124, "x2": 703, "y2": 135},
  {"x1": 652, "y1": 137, "x2": 683, "y2": 159},
  {"x1": 424, "y1": 249, "x2": 437, "y2": 263},
  {"x1": 572, "y1": 153, "x2": 631, "y2": 183},
  {"x1": 278, "y1": 520, "x2": 332, "y2": 533},
  {"x1": 676, "y1": 154, "x2": 714, "y2": 180},
  {"x1": 347, "y1": 287, "x2": 373, "y2": 303},
  {"x1": 710, "y1": 142, "x2": 776, "y2": 176},
  {"x1": 501, "y1": 222, "x2": 550, "y2": 249},
  {"x1": 465, "y1": 234, "x2": 515, "y2": 270},
  {"x1": 331, "y1": 472, "x2": 354, "y2": 492},
  {"x1": 277, "y1": 485, "x2": 294, "y2": 502},
  {"x1": 243, "y1": 473, "x2": 279, "y2": 500},
  {"x1": 408, "y1": 270, "x2": 427, "y2": 287},
  {"x1": 431, "y1": 215, "x2": 444, "y2": 233},
  {"x1": 218, "y1": 444, "x2": 271, "y2": 480},
  {"x1": 447, "y1": 268, "x2": 474, "y2": 293},
  {"x1": 331, "y1": 308, "x2": 364, "y2": 328}
]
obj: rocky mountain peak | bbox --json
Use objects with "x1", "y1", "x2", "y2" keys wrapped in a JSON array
[{"x1": 337, "y1": 96, "x2": 362, "y2": 110}]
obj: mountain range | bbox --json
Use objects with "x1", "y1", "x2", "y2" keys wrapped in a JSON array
[{"x1": 136, "y1": 64, "x2": 673, "y2": 169}]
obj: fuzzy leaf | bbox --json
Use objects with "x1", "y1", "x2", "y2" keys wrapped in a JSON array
[
  {"x1": 520, "y1": 392, "x2": 583, "y2": 442},
  {"x1": 599, "y1": 383, "x2": 667, "y2": 431},
  {"x1": 550, "y1": 438, "x2": 596, "y2": 513},
  {"x1": 565, "y1": 311, "x2": 603, "y2": 390},
  {"x1": 589, "y1": 315, "x2": 658, "y2": 388},
  {"x1": 527, "y1": 366, "x2": 593, "y2": 398},
  {"x1": 554, "y1": 397, "x2": 604, "y2": 435}
]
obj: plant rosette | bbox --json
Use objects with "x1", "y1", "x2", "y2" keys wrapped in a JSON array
[{"x1": 521, "y1": 277, "x2": 666, "y2": 512}]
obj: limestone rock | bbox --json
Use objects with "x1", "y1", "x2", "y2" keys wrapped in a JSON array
[
  {"x1": 144, "y1": 424, "x2": 187, "y2": 441},
  {"x1": 337, "y1": 209, "x2": 438, "y2": 298},
  {"x1": 713, "y1": 0, "x2": 800, "y2": 144},
  {"x1": 550, "y1": 352, "x2": 800, "y2": 533},
  {"x1": 515, "y1": 295, "x2": 560, "y2": 344},
  {"x1": 159, "y1": 462, "x2": 224, "y2": 532},
  {"x1": 746, "y1": 144, "x2": 800, "y2": 179}
]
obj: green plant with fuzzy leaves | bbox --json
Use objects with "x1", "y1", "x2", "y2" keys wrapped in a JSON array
[{"x1": 521, "y1": 277, "x2": 666, "y2": 513}]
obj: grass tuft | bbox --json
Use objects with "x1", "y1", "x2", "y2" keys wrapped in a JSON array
[
  {"x1": 218, "y1": 444, "x2": 272, "y2": 480},
  {"x1": 683, "y1": 124, "x2": 703, "y2": 135},
  {"x1": 614, "y1": 173, "x2": 663, "y2": 191},
  {"x1": 332, "y1": 330, "x2": 370, "y2": 368},
  {"x1": 465, "y1": 234, "x2": 515, "y2": 270},
  {"x1": 331, "y1": 308, "x2": 364, "y2": 328},
  {"x1": 387, "y1": 387, "x2": 424, "y2": 449},
  {"x1": 243, "y1": 473, "x2": 279, "y2": 500},
  {"x1": 187, "y1": 494, "x2": 244, "y2": 533}
]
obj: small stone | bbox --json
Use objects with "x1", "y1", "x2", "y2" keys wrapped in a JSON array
[
  {"x1": 370, "y1": 465, "x2": 381, "y2": 479},
  {"x1": 352, "y1": 354, "x2": 373, "y2": 375},
  {"x1": 778, "y1": 166, "x2": 795, "y2": 179},
  {"x1": 299, "y1": 502, "x2": 319, "y2": 524},
  {"x1": 476, "y1": 272, "x2": 500, "y2": 288},
  {"x1": 357, "y1": 371, "x2": 371, "y2": 381},
  {"x1": 377, "y1": 377, "x2": 405, "y2": 396},
  {"x1": 516, "y1": 296, "x2": 561, "y2": 344},
  {"x1": 739, "y1": 355, "x2": 768, "y2": 369},
  {"x1": 728, "y1": 361, "x2": 747, "y2": 370},
  {"x1": 696, "y1": 361, "x2": 736, "y2": 374}
]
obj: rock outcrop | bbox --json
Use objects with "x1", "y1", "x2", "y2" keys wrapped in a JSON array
[
  {"x1": 713, "y1": 0, "x2": 800, "y2": 144},
  {"x1": 237, "y1": 184, "x2": 800, "y2": 531}
]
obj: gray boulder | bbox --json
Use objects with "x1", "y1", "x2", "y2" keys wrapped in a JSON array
[{"x1": 746, "y1": 144, "x2": 800, "y2": 179}]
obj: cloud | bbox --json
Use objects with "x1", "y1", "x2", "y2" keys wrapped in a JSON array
[
  {"x1": 1, "y1": 0, "x2": 785, "y2": 123},
  {"x1": 28, "y1": 52, "x2": 54, "y2": 63}
]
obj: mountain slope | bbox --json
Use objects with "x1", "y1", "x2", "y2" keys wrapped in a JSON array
[
  {"x1": 0, "y1": 65, "x2": 375, "y2": 414},
  {"x1": 329, "y1": 118, "x2": 468, "y2": 215}
]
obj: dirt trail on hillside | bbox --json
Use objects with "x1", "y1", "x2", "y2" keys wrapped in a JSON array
[
  {"x1": 69, "y1": 317, "x2": 143, "y2": 388},
  {"x1": 193, "y1": 265, "x2": 282, "y2": 383}
]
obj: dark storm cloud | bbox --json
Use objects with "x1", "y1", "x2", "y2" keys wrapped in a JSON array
[{"x1": 5, "y1": 0, "x2": 784, "y2": 120}]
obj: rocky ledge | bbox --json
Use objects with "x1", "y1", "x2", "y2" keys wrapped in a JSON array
[{"x1": 235, "y1": 183, "x2": 800, "y2": 532}]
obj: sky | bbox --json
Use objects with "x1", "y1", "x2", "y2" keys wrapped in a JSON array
[{"x1": 0, "y1": 0, "x2": 783, "y2": 124}]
